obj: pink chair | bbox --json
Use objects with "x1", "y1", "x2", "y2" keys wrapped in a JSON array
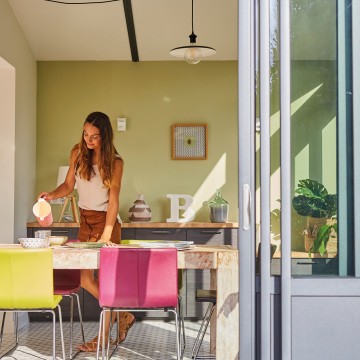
[
  {"x1": 54, "y1": 269, "x2": 85, "y2": 359},
  {"x1": 96, "y1": 247, "x2": 185, "y2": 360},
  {"x1": 53, "y1": 238, "x2": 85, "y2": 359}
]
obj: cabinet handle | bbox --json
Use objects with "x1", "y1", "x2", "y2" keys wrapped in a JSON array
[
  {"x1": 200, "y1": 231, "x2": 221, "y2": 234},
  {"x1": 151, "y1": 230, "x2": 172, "y2": 234}
]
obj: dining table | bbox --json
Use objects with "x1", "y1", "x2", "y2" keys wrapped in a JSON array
[{"x1": 1, "y1": 243, "x2": 239, "y2": 359}]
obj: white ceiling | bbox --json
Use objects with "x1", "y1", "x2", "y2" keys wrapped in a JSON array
[{"x1": 8, "y1": 0, "x2": 238, "y2": 61}]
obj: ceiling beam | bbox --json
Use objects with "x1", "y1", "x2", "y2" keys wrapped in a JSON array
[{"x1": 123, "y1": 0, "x2": 139, "y2": 62}]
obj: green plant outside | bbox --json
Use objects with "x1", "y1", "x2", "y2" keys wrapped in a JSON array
[
  {"x1": 292, "y1": 179, "x2": 337, "y2": 257},
  {"x1": 292, "y1": 179, "x2": 337, "y2": 218}
]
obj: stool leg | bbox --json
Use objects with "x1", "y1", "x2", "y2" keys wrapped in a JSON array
[{"x1": 191, "y1": 303, "x2": 215, "y2": 359}]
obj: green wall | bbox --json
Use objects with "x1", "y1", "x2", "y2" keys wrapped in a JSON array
[{"x1": 36, "y1": 61, "x2": 238, "y2": 223}]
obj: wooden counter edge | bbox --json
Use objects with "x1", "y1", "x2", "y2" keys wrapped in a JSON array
[
  {"x1": 27, "y1": 221, "x2": 239, "y2": 228},
  {"x1": 27, "y1": 222, "x2": 80, "y2": 228}
]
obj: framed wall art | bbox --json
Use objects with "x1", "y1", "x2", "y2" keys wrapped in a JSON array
[{"x1": 172, "y1": 124, "x2": 208, "y2": 160}]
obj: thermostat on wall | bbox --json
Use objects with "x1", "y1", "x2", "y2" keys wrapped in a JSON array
[{"x1": 117, "y1": 117, "x2": 126, "y2": 132}]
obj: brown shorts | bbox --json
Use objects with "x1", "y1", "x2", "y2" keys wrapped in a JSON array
[{"x1": 78, "y1": 208, "x2": 121, "y2": 244}]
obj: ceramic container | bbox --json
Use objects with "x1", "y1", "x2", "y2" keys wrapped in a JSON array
[
  {"x1": 33, "y1": 198, "x2": 53, "y2": 227},
  {"x1": 128, "y1": 194, "x2": 152, "y2": 222},
  {"x1": 49, "y1": 236, "x2": 68, "y2": 246},
  {"x1": 19, "y1": 237, "x2": 50, "y2": 249}
]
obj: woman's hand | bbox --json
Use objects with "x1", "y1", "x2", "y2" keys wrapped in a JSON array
[
  {"x1": 38, "y1": 192, "x2": 53, "y2": 201},
  {"x1": 98, "y1": 238, "x2": 117, "y2": 247}
]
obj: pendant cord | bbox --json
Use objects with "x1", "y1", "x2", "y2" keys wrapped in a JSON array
[{"x1": 191, "y1": 0, "x2": 194, "y2": 34}]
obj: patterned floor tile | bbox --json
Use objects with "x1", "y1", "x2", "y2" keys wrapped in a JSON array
[{"x1": 0, "y1": 319, "x2": 212, "y2": 359}]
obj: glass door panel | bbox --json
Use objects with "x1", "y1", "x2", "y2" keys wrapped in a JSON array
[
  {"x1": 255, "y1": 0, "x2": 353, "y2": 276},
  {"x1": 290, "y1": 0, "x2": 340, "y2": 276}
]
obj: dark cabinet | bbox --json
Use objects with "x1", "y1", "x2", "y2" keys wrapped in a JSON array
[
  {"x1": 136, "y1": 228, "x2": 186, "y2": 240},
  {"x1": 122, "y1": 227, "x2": 186, "y2": 241},
  {"x1": 27, "y1": 225, "x2": 79, "y2": 239}
]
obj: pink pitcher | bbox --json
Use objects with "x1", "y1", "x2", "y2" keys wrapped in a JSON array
[{"x1": 33, "y1": 198, "x2": 53, "y2": 227}]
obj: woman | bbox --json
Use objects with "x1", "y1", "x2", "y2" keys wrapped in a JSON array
[{"x1": 39, "y1": 111, "x2": 135, "y2": 352}]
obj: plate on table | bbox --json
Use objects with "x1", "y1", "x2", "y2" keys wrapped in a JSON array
[
  {"x1": 138, "y1": 240, "x2": 194, "y2": 250},
  {"x1": 67, "y1": 242, "x2": 106, "y2": 249}
]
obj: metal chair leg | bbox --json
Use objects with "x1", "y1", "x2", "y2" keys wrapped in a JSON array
[
  {"x1": 53, "y1": 306, "x2": 66, "y2": 360},
  {"x1": 96, "y1": 309, "x2": 116, "y2": 360},
  {"x1": 96, "y1": 310, "x2": 104, "y2": 360},
  {"x1": 0, "y1": 312, "x2": 18, "y2": 358},
  {"x1": 178, "y1": 296, "x2": 186, "y2": 353},
  {"x1": 191, "y1": 303, "x2": 215, "y2": 359},
  {"x1": 69, "y1": 294, "x2": 74, "y2": 359},
  {"x1": 0, "y1": 312, "x2": 6, "y2": 345},
  {"x1": 14, "y1": 312, "x2": 19, "y2": 349},
  {"x1": 73, "y1": 292, "x2": 85, "y2": 344},
  {"x1": 61, "y1": 292, "x2": 85, "y2": 359}
]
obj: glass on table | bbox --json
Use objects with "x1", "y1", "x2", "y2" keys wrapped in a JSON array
[{"x1": 34, "y1": 230, "x2": 51, "y2": 240}]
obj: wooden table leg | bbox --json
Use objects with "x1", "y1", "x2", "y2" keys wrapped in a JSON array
[{"x1": 211, "y1": 251, "x2": 239, "y2": 359}]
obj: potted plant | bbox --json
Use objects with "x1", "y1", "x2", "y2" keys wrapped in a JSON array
[{"x1": 292, "y1": 179, "x2": 337, "y2": 257}]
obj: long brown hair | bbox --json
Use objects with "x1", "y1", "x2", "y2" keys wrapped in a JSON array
[{"x1": 74, "y1": 112, "x2": 122, "y2": 188}]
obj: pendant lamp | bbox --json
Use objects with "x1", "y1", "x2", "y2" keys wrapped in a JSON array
[{"x1": 169, "y1": 0, "x2": 216, "y2": 64}]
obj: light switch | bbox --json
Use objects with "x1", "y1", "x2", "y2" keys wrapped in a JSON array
[{"x1": 117, "y1": 118, "x2": 126, "y2": 132}]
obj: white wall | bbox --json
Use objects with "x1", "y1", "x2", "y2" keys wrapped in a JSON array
[
  {"x1": 0, "y1": 59, "x2": 15, "y2": 243},
  {"x1": 0, "y1": 0, "x2": 37, "y2": 242}
]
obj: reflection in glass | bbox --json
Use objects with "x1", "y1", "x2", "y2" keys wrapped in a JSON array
[{"x1": 256, "y1": 0, "x2": 345, "y2": 276}]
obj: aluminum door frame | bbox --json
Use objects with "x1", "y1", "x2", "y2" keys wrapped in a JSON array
[{"x1": 238, "y1": 0, "x2": 256, "y2": 359}]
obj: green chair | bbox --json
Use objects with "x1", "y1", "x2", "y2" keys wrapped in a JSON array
[{"x1": 0, "y1": 248, "x2": 65, "y2": 360}]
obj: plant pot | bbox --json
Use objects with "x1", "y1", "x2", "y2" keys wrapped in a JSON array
[
  {"x1": 303, "y1": 217, "x2": 327, "y2": 252},
  {"x1": 326, "y1": 236, "x2": 337, "y2": 257},
  {"x1": 325, "y1": 218, "x2": 337, "y2": 257}
]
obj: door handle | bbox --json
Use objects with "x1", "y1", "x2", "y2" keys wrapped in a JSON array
[{"x1": 242, "y1": 184, "x2": 251, "y2": 231}]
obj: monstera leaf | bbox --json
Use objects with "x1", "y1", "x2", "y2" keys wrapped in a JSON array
[
  {"x1": 294, "y1": 179, "x2": 328, "y2": 199},
  {"x1": 292, "y1": 179, "x2": 337, "y2": 218}
]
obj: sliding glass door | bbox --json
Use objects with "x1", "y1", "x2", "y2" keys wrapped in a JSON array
[{"x1": 239, "y1": 1, "x2": 360, "y2": 359}]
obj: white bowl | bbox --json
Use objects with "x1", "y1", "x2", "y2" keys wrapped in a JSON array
[
  {"x1": 19, "y1": 237, "x2": 50, "y2": 249},
  {"x1": 49, "y1": 236, "x2": 68, "y2": 246}
]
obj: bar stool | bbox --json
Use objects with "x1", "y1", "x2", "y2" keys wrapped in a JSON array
[{"x1": 191, "y1": 289, "x2": 216, "y2": 359}]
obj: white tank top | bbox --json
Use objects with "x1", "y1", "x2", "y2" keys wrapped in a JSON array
[{"x1": 76, "y1": 165, "x2": 109, "y2": 211}]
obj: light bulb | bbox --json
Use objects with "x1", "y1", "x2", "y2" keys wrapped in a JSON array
[{"x1": 184, "y1": 47, "x2": 202, "y2": 64}]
